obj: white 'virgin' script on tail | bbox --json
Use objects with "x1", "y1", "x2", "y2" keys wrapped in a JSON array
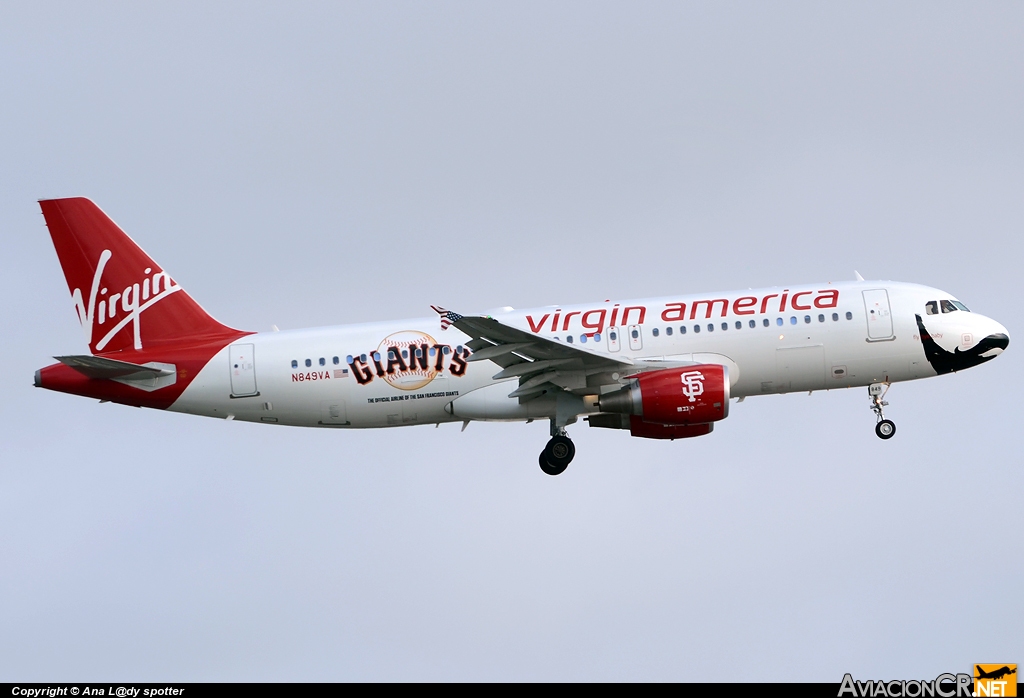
[{"x1": 70, "y1": 249, "x2": 183, "y2": 352}]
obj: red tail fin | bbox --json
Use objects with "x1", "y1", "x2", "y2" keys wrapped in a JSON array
[{"x1": 40, "y1": 197, "x2": 243, "y2": 354}]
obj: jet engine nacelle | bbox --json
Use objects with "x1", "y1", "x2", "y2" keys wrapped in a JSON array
[{"x1": 598, "y1": 364, "x2": 730, "y2": 426}]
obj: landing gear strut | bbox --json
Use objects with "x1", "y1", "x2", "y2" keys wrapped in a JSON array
[
  {"x1": 869, "y1": 383, "x2": 896, "y2": 440},
  {"x1": 539, "y1": 432, "x2": 575, "y2": 476}
]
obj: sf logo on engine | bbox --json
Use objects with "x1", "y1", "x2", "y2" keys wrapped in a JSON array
[{"x1": 680, "y1": 370, "x2": 705, "y2": 402}]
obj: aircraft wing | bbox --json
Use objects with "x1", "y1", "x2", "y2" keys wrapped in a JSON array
[{"x1": 434, "y1": 307, "x2": 638, "y2": 399}]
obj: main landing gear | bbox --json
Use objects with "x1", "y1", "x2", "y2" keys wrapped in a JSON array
[
  {"x1": 869, "y1": 383, "x2": 896, "y2": 440},
  {"x1": 539, "y1": 431, "x2": 575, "y2": 476}
]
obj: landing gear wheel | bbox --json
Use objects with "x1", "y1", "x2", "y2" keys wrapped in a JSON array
[
  {"x1": 875, "y1": 419, "x2": 896, "y2": 440},
  {"x1": 868, "y1": 384, "x2": 895, "y2": 440},
  {"x1": 539, "y1": 453, "x2": 567, "y2": 476},
  {"x1": 538, "y1": 435, "x2": 575, "y2": 476},
  {"x1": 544, "y1": 435, "x2": 575, "y2": 467}
]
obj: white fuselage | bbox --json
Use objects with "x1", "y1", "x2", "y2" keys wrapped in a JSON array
[{"x1": 168, "y1": 280, "x2": 1008, "y2": 429}]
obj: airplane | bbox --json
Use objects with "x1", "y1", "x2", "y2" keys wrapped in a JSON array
[
  {"x1": 33, "y1": 198, "x2": 1010, "y2": 475},
  {"x1": 975, "y1": 666, "x2": 1017, "y2": 681}
]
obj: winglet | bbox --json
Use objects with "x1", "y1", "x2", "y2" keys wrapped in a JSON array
[
  {"x1": 430, "y1": 305, "x2": 463, "y2": 331},
  {"x1": 854, "y1": 270, "x2": 865, "y2": 281}
]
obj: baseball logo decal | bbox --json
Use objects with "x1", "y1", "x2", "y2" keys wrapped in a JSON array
[
  {"x1": 680, "y1": 370, "x2": 705, "y2": 402},
  {"x1": 378, "y1": 331, "x2": 441, "y2": 390}
]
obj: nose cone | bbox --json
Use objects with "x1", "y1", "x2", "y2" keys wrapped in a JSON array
[
  {"x1": 982, "y1": 320, "x2": 1009, "y2": 356},
  {"x1": 915, "y1": 313, "x2": 1008, "y2": 375}
]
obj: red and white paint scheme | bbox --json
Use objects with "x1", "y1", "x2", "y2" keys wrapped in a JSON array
[{"x1": 35, "y1": 198, "x2": 1011, "y2": 475}]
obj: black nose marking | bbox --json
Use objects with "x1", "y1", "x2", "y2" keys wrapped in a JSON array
[{"x1": 987, "y1": 333, "x2": 1009, "y2": 351}]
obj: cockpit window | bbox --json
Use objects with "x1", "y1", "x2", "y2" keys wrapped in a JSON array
[
  {"x1": 951, "y1": 300, "x2": 970, "y2": 312},
  {"x1": 941, "y1": 299, "x2": 968, "y2": 313},
  {"x1": 925, "y1": 301, "x2": 938, "y2": 315}
]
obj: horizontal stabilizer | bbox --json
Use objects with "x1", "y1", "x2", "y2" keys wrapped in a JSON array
[{"x1": 55, "y1": 355, "x2": 174, "y2": 379}]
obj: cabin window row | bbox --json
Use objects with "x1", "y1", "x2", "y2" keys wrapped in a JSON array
[
  {"x1": 552, "y1": 312, "x2": 854, "y2": 343},
  {"x1": 290, "y1": 345, "x2": 464, "y2": 369},
  {"x1": 292, "y1": 356, "x2": 343, "y2": 369}
]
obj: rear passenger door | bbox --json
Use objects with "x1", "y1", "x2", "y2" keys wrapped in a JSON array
[{"x1": 229, "y1": 343, "x2": 258, "y2": 397}]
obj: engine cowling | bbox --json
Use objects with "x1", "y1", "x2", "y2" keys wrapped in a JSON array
[{"x1": 598, "y1": 364, "x2": 730, "y2": 426}]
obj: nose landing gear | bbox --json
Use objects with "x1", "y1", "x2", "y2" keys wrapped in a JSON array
[
  {"x1": 875, "y1": 420, "x2": 896, "y2": 439},
  {"x1": 869, "y1": 383, "x2": 896, "y2": 440},
  {"x1": 539, "y1": 432, "x2": 575, "y2": 476}
]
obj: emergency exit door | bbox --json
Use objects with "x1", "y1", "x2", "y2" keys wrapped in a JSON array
[{"x1": 229, "y1": 343, "x2": 259, "y2": 397}]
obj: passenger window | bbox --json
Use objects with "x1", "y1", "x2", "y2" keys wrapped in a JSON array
[
  {"x1": 790, "y1": 316, "x2": 797, "y2": 325},
  {"x1": 763, "y1": 319, "x2": 770, "y2": 327},
  {"x1": 442, "y1": 346, "x2": 450, "y2": 354},
  {"x1": 429, "y1": 347, "x2": 437, "y2": 356},
  {"x1": 680, "y1": 326, "x2": 687, "y2": 334},
  {"x1": 846, "y1": 312, "x2": 853, "y2": 320},
  {"x1": 708, "y1": 324, "x2": 714, "y2": 332},
  {"x1": 818, "y1": 314, "x2": 824, "y2": 323},
  {"x1": 305, "y1": 359, "x2": 312, "y2": 367},
  {"x1": 346, "y1": 355, "x2": 354, "y2": 364},
  {"x1": 580, "y1": 334, "x2": 587, "y2": 343},
  {"x1": 694, "y1": 325, "x2": 700, "y2": 333},
  {"x1": 776, "y1": 318, "x2": 783, "y2": 326},
  {"x1": 721, "y1": 322, "x2": 728, "y2": 331},
  {"x1": 291, "y1": 360, "x2": 298, "y2": 369},
  {"x1": 401, "y1": 349, "x2": 408, "y2": 359},
  {"x1": 594, "y1": 333, "x2": 602, "y2": 341},
  {"x1": 832, "y1": 313, "x2": 839, "y2": 321},
  {"x1": 333, "y1": 356, "x2": 340, "y2": 365},
  {"x1": 652, "y1": 328, "x2": 659, "y2": 337},
  {"x1": 941, "y1": 300, "x2": 958, "y2": 313},
  {"x1": 319, "y1": 357, "x2": 325, "y2": 366},
  {"x1": 665, "y1": 327, "x2": 673, "y2": 336},
  {"x1": 388, "y1": 350, "x2": 396, "y2": 361},
  {"x1": 735, "y1": 321, "x2": 742, "y2": 330},
  {"x1": 749, "y1": 320, "x2": 756, "y2": 328},
  {"x1": 804, "y1": 315, "x2": 811, "y2": 324},
  {"x1": 567, "y1": 335, "x2": 573, "y2": 343},
  {"x1": 609, "y1": 331, "x2": 617, "y2": 340},
  {"x1": 360, "y1": 354, "x2": 367, "y2": 363},
  {"x1": 925, "y1": 301, "x2": 939, "y2": 315},
  {"x1": 631, "y1": 329, "x2": 639, "y2": 339}
]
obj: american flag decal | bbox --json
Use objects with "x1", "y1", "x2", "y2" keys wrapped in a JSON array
[{"x1": 430, "y1": 305, "x2": 463, "y2": 331}]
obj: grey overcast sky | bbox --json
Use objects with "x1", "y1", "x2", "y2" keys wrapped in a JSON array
[{"x1": 1, "y1": 1, "x2": 1021, "y2": 681}]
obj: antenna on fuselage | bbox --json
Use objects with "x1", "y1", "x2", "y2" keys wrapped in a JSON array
[{"x1": 854, "y1": 271, "x2": 865, "y2": 281}]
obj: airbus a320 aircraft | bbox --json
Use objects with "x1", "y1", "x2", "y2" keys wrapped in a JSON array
[{"x1": 34, "y1": 198, "x2": 1010, "y2": 475}]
